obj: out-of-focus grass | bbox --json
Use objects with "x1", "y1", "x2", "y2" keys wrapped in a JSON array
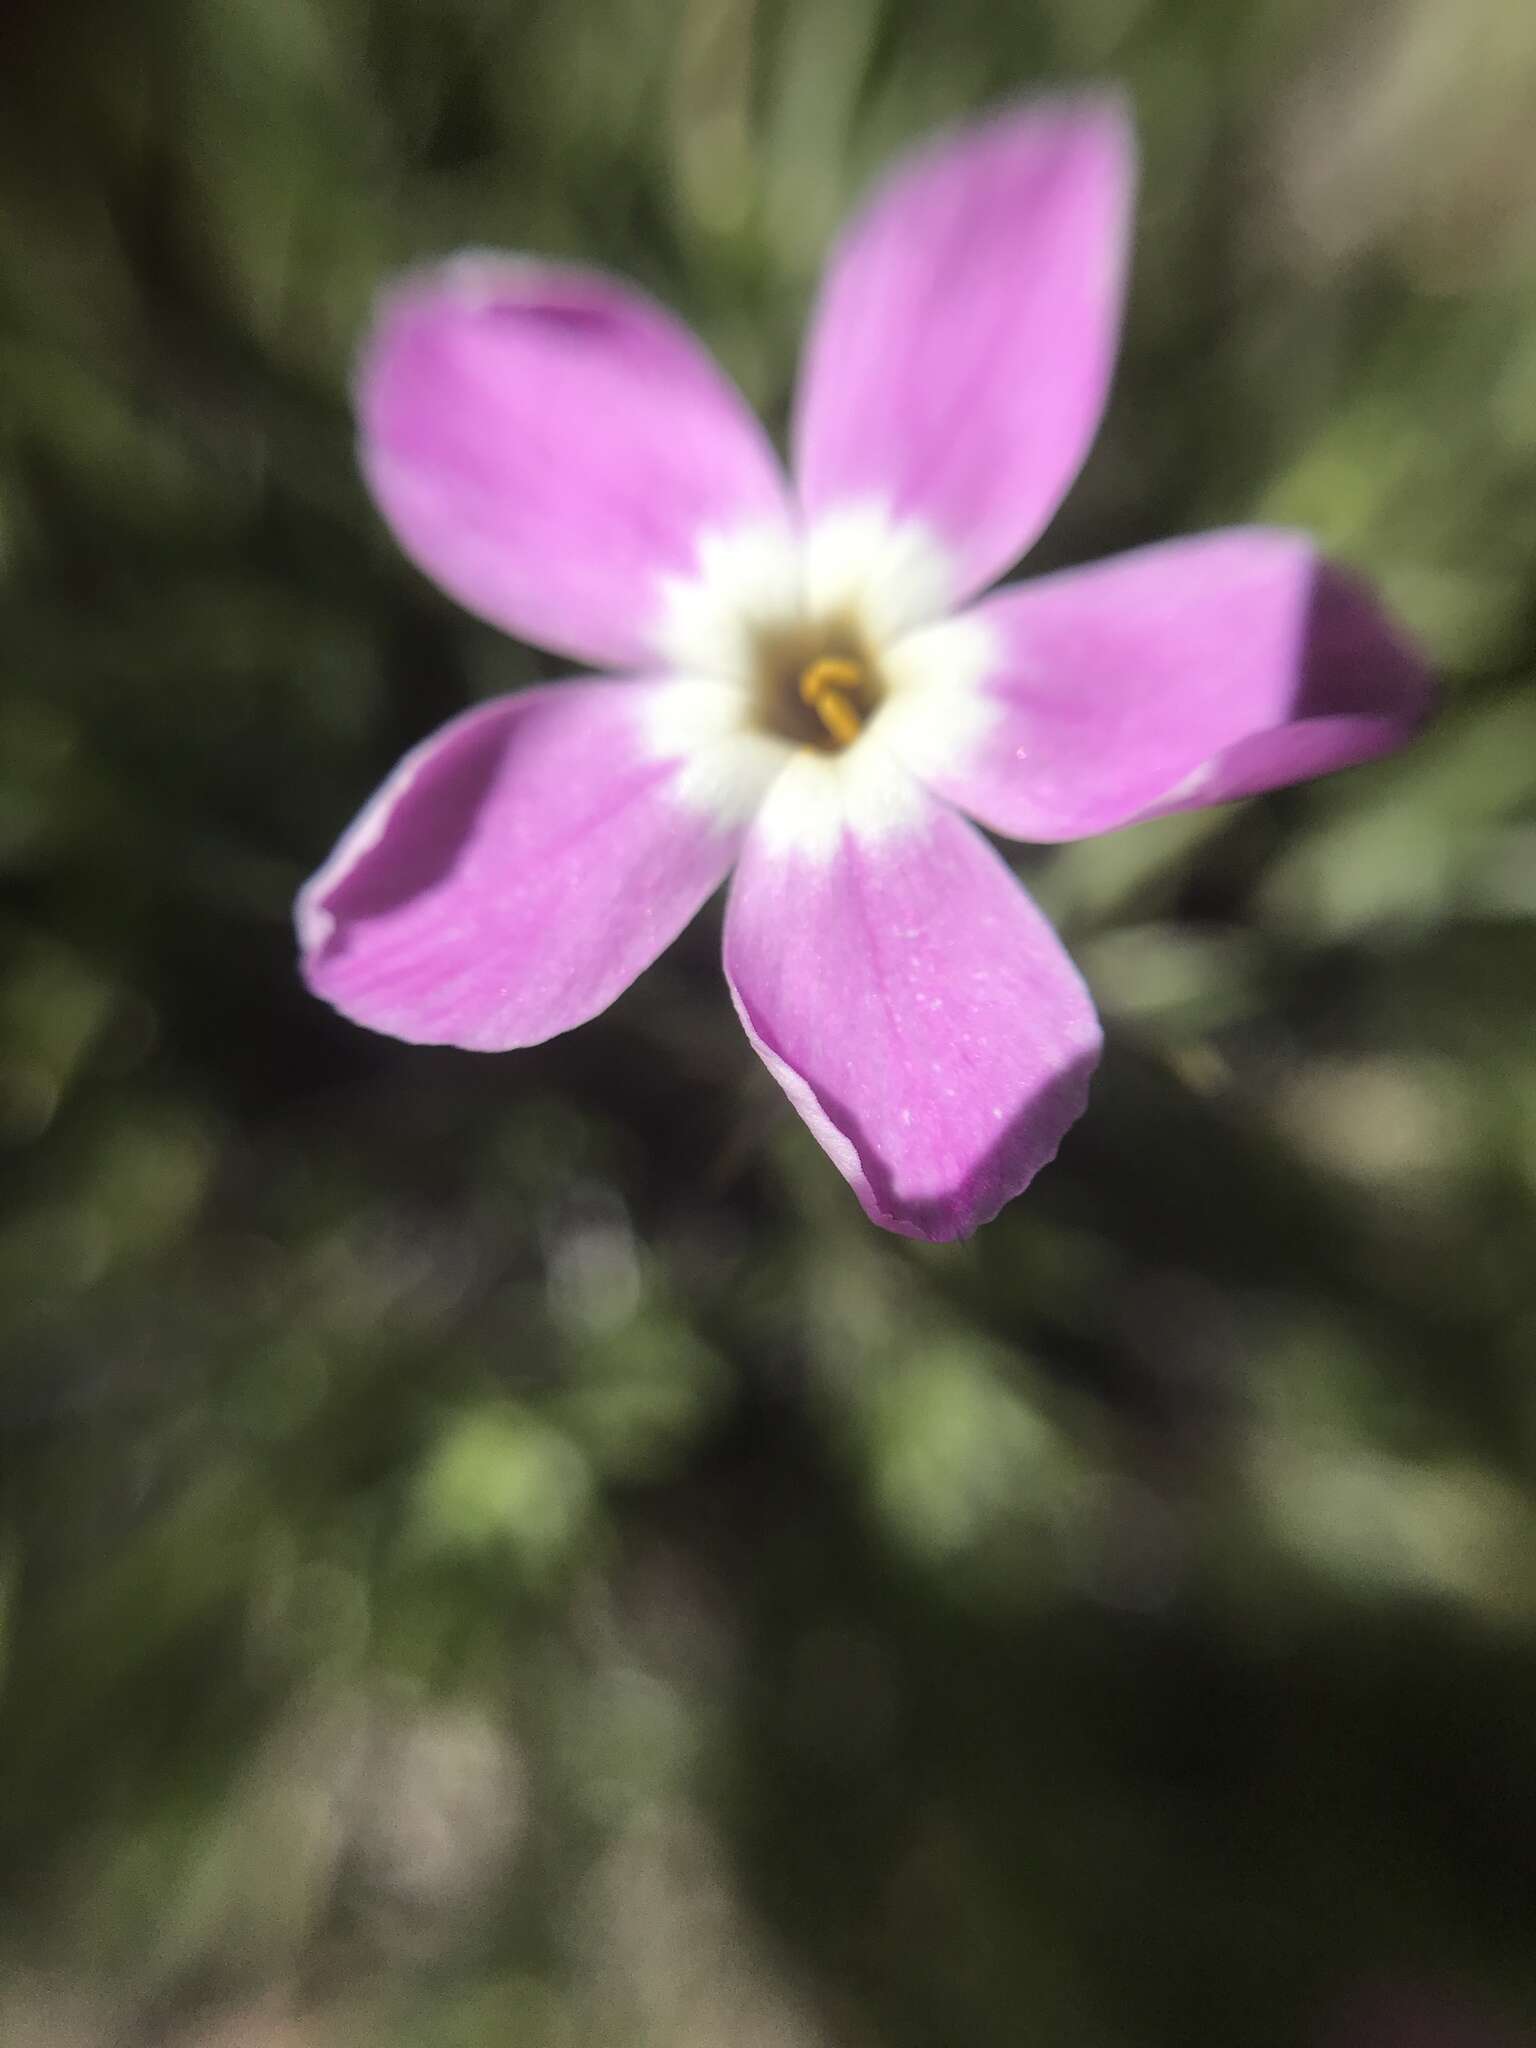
[{"x1": 4, "y1": 1, "x2": 1536, "y2": 2043}]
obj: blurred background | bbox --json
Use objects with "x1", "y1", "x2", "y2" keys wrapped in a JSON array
[{"x1": 5, "y1": 0, "x2": 1536, "y2": 2042}]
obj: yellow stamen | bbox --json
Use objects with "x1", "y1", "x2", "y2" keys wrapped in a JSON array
[{"x1": 798, "y1": 656, "x2": 865, "y2": 747}]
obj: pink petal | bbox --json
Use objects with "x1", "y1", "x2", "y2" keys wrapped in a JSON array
[
  {"x1": 358, "y1": 258, "x2": 793, "y2": 669},
  {"x1": 910, "y1": 530, "x2": 1432, "y2": 842},
  {"x1": 723, "y1": 759, "x2": 1101, "y2": 1241},
  {"x1": 792, "y1": 94, "x2": 1135, "y2": 609},
  {"x1": 298, "y1": 680, "x2": 764, "y2": 1050}
]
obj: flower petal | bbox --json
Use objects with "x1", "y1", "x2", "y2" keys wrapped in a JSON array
[
  {"x1": 792, "y1": 94, "x2": 1135, "y2": 610},
  {"x1": 903, "y1": 530, "x2": 1432, "y2": 842},
  {"x1": 723, "y1": 751, "x2": 1101, "y2": 1240},
  {"x1": 359, "y1": 258, "x2": 793, "y2": 669},
  {"x1": 299, "y1": 680, "x2": 779, "y2": 1050}
]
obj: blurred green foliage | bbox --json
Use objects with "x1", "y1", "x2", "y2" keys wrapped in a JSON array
[{"x1": 5, "y1": 0, "x2": 1536, "y2": 2043}]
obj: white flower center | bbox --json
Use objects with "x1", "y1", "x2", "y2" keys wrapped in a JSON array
[
  {"x1": 653, "y1": 503, "x2": 952, "y2": 697},
  {"x1": 644, "y1": 502, "x2": 1000, "y2": 851}
]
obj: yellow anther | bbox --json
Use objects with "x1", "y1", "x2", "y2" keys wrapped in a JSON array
[{"x1": 798, "y1": 656, "x2": 865, "y2": 748}]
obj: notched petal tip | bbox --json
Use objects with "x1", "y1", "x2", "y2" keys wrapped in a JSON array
[
  {"x1": 297, "y1": 683, "x2": 746, "y2": 1054},
  {"x1": 294, "y1": 697, "x2": 527, "y2": 1045},
  {"x1": 1291, "y1": 546, "x2": 1434, "y2": 728},
  {"x1": 1162, "y1": 538, "x2": 1434, "y2": 811},
  {"x1": 868, "y1": 1041, "x2": 1103, "y2": 1244},
  {"x1": 1014, "y1": 80, "x2": 1139, "y2": 188},
  {"x1": 355, "y1": 251, "x2": 640, "y2": 374},
  {"x1": 354, "y1": 251, "x2": 790, "y2": 669},
  {"x1": 723, "y1": 778, "x2": 1105, "y2": 1242},
  {"x1": 792, "y1": 83, "x2": 1141, "y2": 605},
  {"x1": 733, "y1": 979, "x2": 1102, "y2": 1243},
  {"x1": 935, "y1": 527, "x2": 1434, "y2": 844}
]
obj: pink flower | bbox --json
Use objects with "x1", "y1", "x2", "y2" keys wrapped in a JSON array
[{"x1": 297, "y1": 93, "x2": 1429, "y2": 1242}]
